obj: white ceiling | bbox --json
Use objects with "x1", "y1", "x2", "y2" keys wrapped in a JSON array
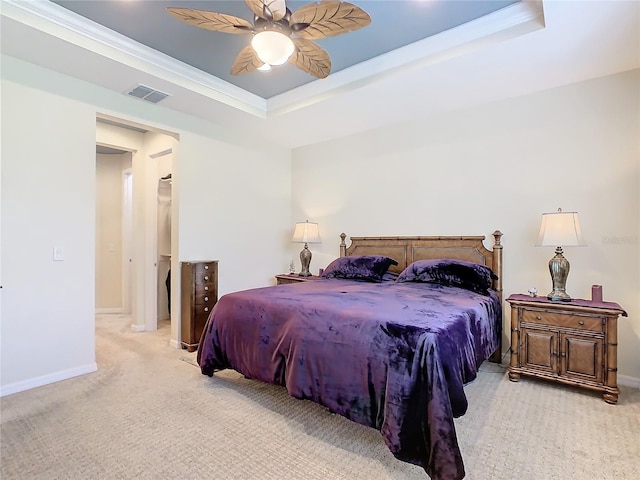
[{"x1": 1, "y1": 0, "x2": 639, "y2": 149}]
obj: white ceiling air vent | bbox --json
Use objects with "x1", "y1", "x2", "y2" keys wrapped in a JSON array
[{"x1": 126, "y1": 84, "x2": 170, "y2": 104}]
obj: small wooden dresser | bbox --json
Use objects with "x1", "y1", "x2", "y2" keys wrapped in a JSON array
[
  {"x1": 180, "y1": 260, "x2": 218, "y2": 352},
  {"x1": 506, "y1": 294, "x2": 626, "y2": 404}
]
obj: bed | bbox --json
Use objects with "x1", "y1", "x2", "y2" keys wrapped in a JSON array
[{"x1": 197, "y1": 231, "x2": 504, "y2": 480}]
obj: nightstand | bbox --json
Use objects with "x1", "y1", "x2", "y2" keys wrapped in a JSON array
[
  {"x1": 275, "y1": 274, "x2": 320, "y2": 285},
  {"x1": 506, "y1": 294, "x2": 626, "y2": 404}
]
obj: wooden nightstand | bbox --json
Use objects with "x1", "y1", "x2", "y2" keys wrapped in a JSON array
[
  {"x1": 506, "y1": 294, "x2": 626, "y2": 404},
  {"x1": 275, "y1": 274, "x2": 320, "y2": 285}
]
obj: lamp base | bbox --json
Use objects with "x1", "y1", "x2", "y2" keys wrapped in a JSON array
[
  {"x1": 298, "y1": 243, "x2": 312, "y2": 277},
  {"x1": 547, "y1": 247, "x2": 572, "y2": 302},
  {"x1": 547, "y1": 291, "x2": 572, "y2": 302}
]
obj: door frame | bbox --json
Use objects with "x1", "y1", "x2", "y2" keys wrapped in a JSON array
[{"x1": 122, "y1": 167, "x2": 133, "y2": 315}]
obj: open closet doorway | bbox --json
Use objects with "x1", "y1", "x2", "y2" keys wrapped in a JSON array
[
  {"x1": 153, "y1": 150, "x2": 173, "y2": 331},
  {"x1": 95, "y1": 115, "x2": 180, "y2": 347},
  {"x1": 95, "y1": 147, "x2": 133, "y2": 315}
]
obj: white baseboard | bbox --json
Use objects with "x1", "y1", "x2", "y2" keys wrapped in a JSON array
[
  {"x1": 0, "y1": 362, "x2": 98, "y2": 397},
  {"x1": 169, "y1": 338, "x2": 181, "y2": 349},
  {"x1": 95, "y1": 308, "x2": 123, "y2": 314},
  {"x1": 130, "y1": 323, "x2": 145, "y2": 332},
  {"x1": 618, "y1": 374, "x2": 640, "y2": 389}
]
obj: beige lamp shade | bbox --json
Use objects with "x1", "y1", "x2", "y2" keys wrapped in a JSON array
[
  {"x1": 536, "y1": 209, "x2": 586, "y2": 247},
  {"x1": 291, "y1": 221, "x2": 321, "y2": 244}
]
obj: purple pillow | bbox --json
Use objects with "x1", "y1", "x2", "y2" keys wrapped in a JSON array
[
  {"x1": 396, "y1": 259, "x2": 498, "y2": 294},
  {"x1": 321, "y1": 255, "x2": 399, "y2": 282}
]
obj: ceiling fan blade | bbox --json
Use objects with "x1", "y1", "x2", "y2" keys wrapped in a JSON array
[
  {"x1": 245, "y1": 0, "x2": 287, "y2": 22},
  {"x1": 289, "y1": 38, "x2": 331, "y2": 79},
  {"x1": 167, "y1": 7, "x2": 253, "y2": 34},
  {"x1": 230, "y1": 45, "x2": 264, "y2": 75},
  {"x1": 290, "y1": 1, "x2": 371, "y2": 39}
]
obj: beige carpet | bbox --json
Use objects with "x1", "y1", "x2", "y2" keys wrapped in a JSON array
[{"x1": 1, "y1": 314, "x2": 639, "y2": 480}]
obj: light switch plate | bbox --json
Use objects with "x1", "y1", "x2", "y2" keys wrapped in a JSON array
[{"x1": 53, "y1": 247, "x2": 64, "y2": 261}]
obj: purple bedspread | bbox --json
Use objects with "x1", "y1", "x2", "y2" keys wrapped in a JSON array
[{"x1": 197, "y1": 278, "x2": 502, "y2": 480}]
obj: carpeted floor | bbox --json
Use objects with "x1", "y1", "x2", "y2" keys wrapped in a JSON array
[{"x1": 1, "y1": 314, "x2": 639, "y2": 480}]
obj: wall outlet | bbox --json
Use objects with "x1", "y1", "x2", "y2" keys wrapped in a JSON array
[{"x1": 53, "y1": 247, "x2": 64, "y2": 261}]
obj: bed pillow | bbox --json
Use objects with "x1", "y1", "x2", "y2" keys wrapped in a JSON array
[
  {"x1": 321, "y1": 255, "x2": 399, "y2": 282},
  {"x1": 396, "y1": 259, "x2": 498, "y2": 294}
]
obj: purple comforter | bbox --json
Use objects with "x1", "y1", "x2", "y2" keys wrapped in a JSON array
[{"x1": 197, "y1": 278, "x2": 501, "y2": 480}]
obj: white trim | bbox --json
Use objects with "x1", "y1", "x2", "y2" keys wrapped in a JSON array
[
  {"x1": 95, "y1": 307, "x2": 122, "y2": 314},
  {"x1": 169, "y1": 339, "x2": 181, "y2": 349},
  {"x1": 0, "y1": 363, "x2": 98, "y2": 397},
  {"x1": 122, "y1": 168, "x2": 133, "y2": 315},
  {"x1": 618, "y1": 374, "x2": 640, "y2": 389},
  {"x1": 130, "y1": 323, "x2": 145, "y2": 332},
  {"x1": 0, "y1": 0, "x2": 267, "y2": 117},
  {"x1": 150, "y1": 148, "x2": 172, "y2": 160}
]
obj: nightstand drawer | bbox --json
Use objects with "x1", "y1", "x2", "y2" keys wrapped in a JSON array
[{"x1": 521, "y1": 309, "x2": 602, "y2": 332}]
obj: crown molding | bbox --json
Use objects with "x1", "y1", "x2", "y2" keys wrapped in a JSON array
[
  {"x1": 0, "y1": 0, "x2": 268, "y2": 118},
  {"x1": 1, "y1": 0, "x2": 544, "y2": 119},
  {"x1": 267, "y1": 0, "x2": 545, "y2": 116}
]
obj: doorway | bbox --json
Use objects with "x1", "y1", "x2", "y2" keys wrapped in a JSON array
[
  {"x1": 95, "y1": 116, "x2": 179, "y2": 345},
  {"x1": 152, "y1": 149, "x2": 173, "y2": 331},
  {"x1": 95, "y1": 148, "x2": 132, "y2": 315}
]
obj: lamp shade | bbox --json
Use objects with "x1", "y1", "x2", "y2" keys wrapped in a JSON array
[
  {"x1": 251, "y1": 31, "x2": 295, "y2": 66},
  {"x1": 291, "y1": 221, "x2": 321, "y2": 244},
  {"x1": 536, "y1": 209, "x2": 586, "y2": 247}
]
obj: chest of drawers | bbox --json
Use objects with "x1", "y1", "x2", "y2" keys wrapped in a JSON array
[{"x1": 180, "y1": 261, "x2": 218, "y2": 352}]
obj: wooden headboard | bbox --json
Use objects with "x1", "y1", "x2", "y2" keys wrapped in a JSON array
[{"x1": 339, "y1": 231, "x2": 504, "y2": 299}]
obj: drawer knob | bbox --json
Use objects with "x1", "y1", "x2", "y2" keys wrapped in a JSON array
[
  {"x1": 205, "y1": 265, "x2": 209, "y2": 270},
  {"x1": 204, "y1": 286, "x2": 209, "y2": 291},
  {"x1": 204, "y1": 296, "x2": 209, "y2": 301},
  {"x1": 204, "y1": 307, "x2": 209, "y2": 312},
  {"x1": 578, "y1": 320, "x2": 585, "y2": 326},
  {"x1": 536, "y1": 316, "x2": 542, "y2": 320},
  {"x1": 204, "y1": 275, "x2": 209, "y2": 280}
]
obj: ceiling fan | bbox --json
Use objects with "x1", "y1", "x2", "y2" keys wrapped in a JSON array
[{"x1": 167, "y1": 0, "x2": 371, "y2": 79}]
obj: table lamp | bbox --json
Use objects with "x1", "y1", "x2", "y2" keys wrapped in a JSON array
[
  {"x1": 535, "y1": 208, "x2": 586, "y2": 301},
  {"x1": 291, "y1": 220, "x2": 321, "y2": 277}
]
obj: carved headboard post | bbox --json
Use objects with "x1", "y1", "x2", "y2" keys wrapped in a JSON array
[
  {"x1": 339, "y1": 233, "x2": 347, "y2": 257},
  {"x1": 492, "y1": 230, "x2": 503, "y2": 301}
]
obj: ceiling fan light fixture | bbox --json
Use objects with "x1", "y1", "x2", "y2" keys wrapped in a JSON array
[
  {"x1": 251, "y1": 30, "x2": 294, "y2": 66},
  {"x1": 167, "y1": 1, "x2": 371, "y2": 78}
]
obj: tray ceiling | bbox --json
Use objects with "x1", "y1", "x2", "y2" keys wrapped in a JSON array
[{"x1": 51, "y1": 0, "x2": 519, "y2": 99}]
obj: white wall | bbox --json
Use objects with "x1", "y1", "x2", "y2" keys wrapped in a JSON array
[
  {"x1": 292, "y1": 69, "x2": 640, "y2": 384},
  {"x1": 178, "y1": 131, "x2": 291, "y2": 296},
  {"x1": 1, "y1": 69, "x2": 98, "y2": 393},
  {"x1": 1, "y1": 55, "x2": 291, "y2": 395}
]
